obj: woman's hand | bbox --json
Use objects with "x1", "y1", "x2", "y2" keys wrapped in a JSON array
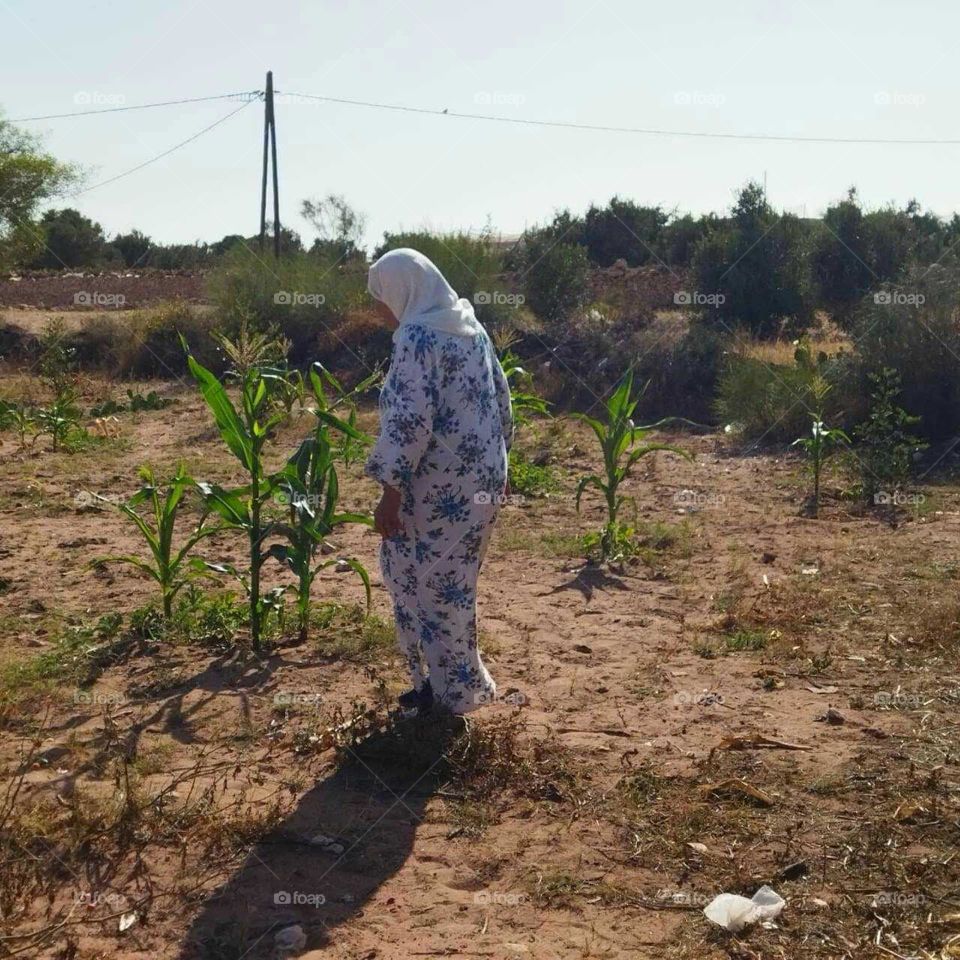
[{"x1": 374, "y1": 484, "x2": 404, "y2": 539}]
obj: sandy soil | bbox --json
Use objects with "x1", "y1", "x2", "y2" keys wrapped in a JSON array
[{"x1": 1, "y1": 371, "x2": 958, "y2": 960}]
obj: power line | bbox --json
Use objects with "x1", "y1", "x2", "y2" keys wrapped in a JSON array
[
  {"x1": 10, "y1": 91, "x2": 262, "y2": 123},
  {"x1": 73, "y1": 98, "x2": 257, "y2": 196},
  {"x1": 278, "y1": 90, "x2": 960, "y2": 146}
]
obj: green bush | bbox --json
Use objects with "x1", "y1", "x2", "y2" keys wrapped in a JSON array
[
  {"x1": 847, "y1": 259, "x2": 960, "y2": 442},
  {"x1": 580, "y1": 198, "x2": 668, "y2": 267},
  {"x1": 716, "y1": 340, "x2": 844, "y2": 443},
  {"x1": 520, "y1": 240, "x2": 591, "y2": 324},
  {"x1": 74, "y1": 301, "x2": 221, "y2": 377},
  {"x1": 692, "y1": 182, "x2": 814, "y2": 338},
  {"x1": 637, "y1": 321, "x2": 725, "y2": 424},
  {"x1": 206, "y1": 247, "x2": 367, "y2": 363},
  {"x1": 854, "y1": 367, "x2": 925, "y2": 502}
]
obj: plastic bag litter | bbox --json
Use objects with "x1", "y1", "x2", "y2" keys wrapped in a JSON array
[{"x1": 703, "y1": 885, "x2": 785, "y2": 932}]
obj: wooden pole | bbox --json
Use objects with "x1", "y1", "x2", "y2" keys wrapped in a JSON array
[
  {"x1": 258, "y1": 75, "x2": 270, "y2": 252},
  {"x1": 268, "y1": 72, "x2": 280, "y2": 259}
]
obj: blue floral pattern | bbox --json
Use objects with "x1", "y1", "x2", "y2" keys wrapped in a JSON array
[{"x1": 365, "y1": 322, "x2": 513, "y2": 712}]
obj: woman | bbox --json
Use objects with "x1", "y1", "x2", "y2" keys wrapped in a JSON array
[{"x1": 364, "y1": 248, "x2": 512, "y2": 714}]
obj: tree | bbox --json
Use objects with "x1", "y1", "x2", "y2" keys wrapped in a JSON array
[
  {"x1": 692, "y1": 182, "x2": 814, "y2": 338},
  {"x1": 0, "y1": 117, "x2": 79, "y2": 269},
  {"x1": 521, "y1": 239, "x2": 591, "y2": 323},
  {"x1": 212, "y1": 234, "x2": 246, "y2": 257},
  {"x1": 659, "y1": 212, "x2": 716, "y2": 266},
  {"x1": 30, "y1": 208, "x2": 107, "y2": 268},
  {"x1": 580, "y1": 197, "x2": 668, "y2": 266},
  {"x1": 112, "y1": 229, "x2": 152, "y2": 267},
  {"x1": 254, "y1": 222, "x2": 303, "y2": 256},
  {"x1": 809, "y1": 188, "x2": 876, "y2": 324},
  {"x1": 301, "y1": 194, "x2": 366, "y2": 261}
]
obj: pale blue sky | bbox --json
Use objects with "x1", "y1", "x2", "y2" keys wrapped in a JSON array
[{"x1": 2, "y1": 0, "x2": 957, "y2": 247}]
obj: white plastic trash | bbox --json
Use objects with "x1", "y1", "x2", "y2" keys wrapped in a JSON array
[{"x1": 703, "y1": 885, "x2": 785, "y2": 932}]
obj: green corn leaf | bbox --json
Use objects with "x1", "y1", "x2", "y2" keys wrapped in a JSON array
[
  {"x1": 574, "y1": 474, "x2": 605, "y2": 512},
  {"x1": 185, "y1": 352, "x2": 253, "y2": 471},
  {"x1": 195, "y1": 481, "x2": 251, "y2": 527}
]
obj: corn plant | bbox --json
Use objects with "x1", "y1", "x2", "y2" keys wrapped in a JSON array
[
  {"x1": 95, "y1": 464, "x2": 215, "y2": 618},
  {"x1": 182, "y1": 337, "x2": 294, "y2": 652},
  {"x1": 0, "y1": 399, "x2": 34, "y2": 448},
  {"x1": 497, "y1": 335, "x2": 550, "y2": 434},
  {"x1": 271, "y1": 367, "x2": 375, "y2": 640},
  {"x1": 574, "y1": 369, "x2": 693, "y2": 562},
  {"x1": 36, "y1": 388, "x2": 83, "y2": 451},
  {"x1": 315, "y1": 364, "x2": 378, "y2": 467},
  {"x1": 216, "y1": 320, "x2": 304, "y2": 420},
  {"x1": 274, "y1": 365, "x2": 378, "y2": 637},
  {"x1": 791, "y1": 377, "x2": 848, "y2": 518}
]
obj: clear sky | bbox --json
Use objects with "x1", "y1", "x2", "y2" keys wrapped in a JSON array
[{"x1": 2, "y1": 0, "x2": 958, "y2": 247}]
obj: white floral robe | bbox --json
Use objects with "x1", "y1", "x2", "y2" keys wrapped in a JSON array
[{"x1": 365, "y1": 322, "x2": 513, "y2": 713}]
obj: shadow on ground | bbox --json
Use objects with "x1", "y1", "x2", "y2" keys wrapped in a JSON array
[{"x1": 177, "y1": 714, "x2": 459, "y2": 959}]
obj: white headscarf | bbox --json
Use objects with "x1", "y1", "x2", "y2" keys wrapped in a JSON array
[{"x1": 368, "y1": 248, "x2": 482, "y2": 339}]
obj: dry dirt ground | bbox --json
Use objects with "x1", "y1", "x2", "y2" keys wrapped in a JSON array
[
  {"x1": 0, "y1": 271, "x2": 206, "y2": 311},
  {"x1": 1, "y1": 370, "x2": 960, "y2": 960}
]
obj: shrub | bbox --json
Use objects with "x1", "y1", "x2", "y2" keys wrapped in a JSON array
[
  {"x1": 519, "y1": 240, "x2": 591, "y2": 324},
  {"x1": 848, "y1": 259, "x2": 960, "y2": 442},
  {"x1": 634, "y1": 320, "x2": 725, "y2": 424},
  {"x1": 716, "y1": 338, "x2": 845, "y2": 443},
  {"x1": 580, "y1": 198, "x2": 668, "y2": 267},
  {"x1": 314, "y1": 309, "x2": 394, "y2": 381},
  {"x1": 74, "y1": 301, "x2": 220, "y2": 378},
  {"x1": 854, "y1": 368, "x2": 925, "y2": 503},
  {"x1": 206, "y1": 247, "x2": 367, "y2": 363},
  {"x1": 691, "y1": 182, "x2": 814, "y2": 338}
]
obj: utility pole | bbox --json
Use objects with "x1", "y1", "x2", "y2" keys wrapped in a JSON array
[{"x1": 259, "y1": 71, "x2": 280, "y2": 258}]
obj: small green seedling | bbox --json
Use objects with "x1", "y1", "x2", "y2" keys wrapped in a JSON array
[
  {"x1": 96, "y1": 464, "x2": 215, "y2": 618},
  {"x1": 271, "y1": 366, "x2": 376, "y2": 641},
  {"x1": 574, "y1": 369, "x2": 693, "y2": 563}
]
